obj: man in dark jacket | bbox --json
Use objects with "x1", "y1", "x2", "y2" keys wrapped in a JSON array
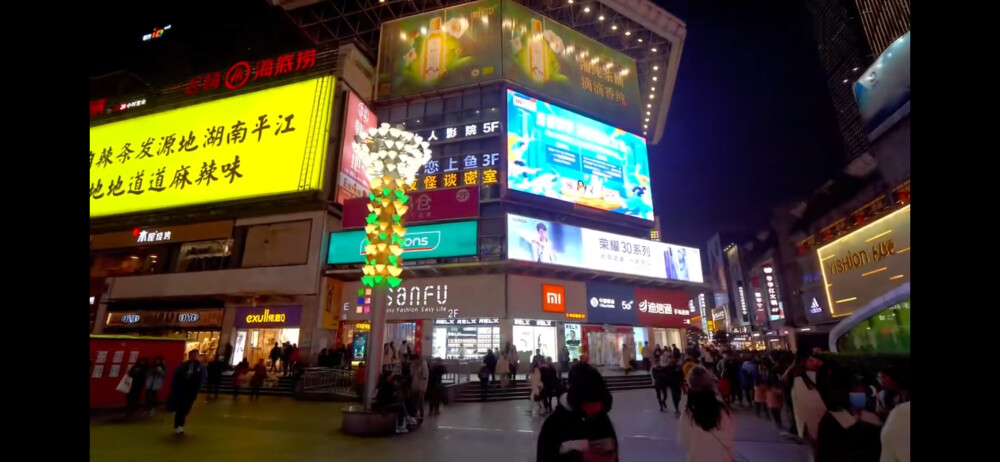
[
  {"x1": 483, "y1": 349, "x2": 498, "y2": 382},
  {"x1": 536, "y1": 364, "x2": 618, "y2": 462},
  {"x1": 269, "y1": 343, "x2": 281, "y2": 373},
  {"x1": 206, "y1": 355, "x2": 225, "y2": 399},
  {"x1": 167, "y1": 350, "x2": 206, "y2": 435},
  {"x1": 663, "y1": 355, "x2": 684, "y2": 414}
]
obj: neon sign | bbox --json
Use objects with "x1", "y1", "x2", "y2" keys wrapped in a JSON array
[
  {"x1": 245, "y1": 308, "x2": 287, "y2": 324},
  {"x1": 142, "y1": 25, "x2": 171, "y2": 42},
  {"x1": 181, "y1": 49, "x2": 317, "y2": 96}
]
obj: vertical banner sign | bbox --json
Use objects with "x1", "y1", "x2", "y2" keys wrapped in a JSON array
[
  {"x1": 376, "y1": 0, "x2": 502, "y2": 99},
  {"x1": 500, "y1": 0, "x2": 642, "y2": 132},
  {"x1": 762, "y1": 264, "x2": 783, "y2": 320},
  {"x1": 698, "y1": 293, "x2": 708, "y2": 335},
  {"x1": 323, "y1": 279, "x2": 343, "y2": 330},
  {"x1": 336, "y1": 91, "x2": 378, "y2": 205}
]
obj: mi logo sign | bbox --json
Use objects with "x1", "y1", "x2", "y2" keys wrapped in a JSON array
[{"x1": 542, "y1": 284, "x2": 566, "y2": 313}]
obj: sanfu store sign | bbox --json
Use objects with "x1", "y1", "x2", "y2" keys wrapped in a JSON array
[
  {"x1": 89, "y1": 76, "x2": 335, "y2": 218},
  {"x1": 341, "y1": 275, "x2": 506, "y2": 321}
]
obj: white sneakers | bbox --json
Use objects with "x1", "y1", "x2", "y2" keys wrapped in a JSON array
[
  {"x1": 175, "y1": 426, "x2": 184, "y2": 434},
  {"x1": 406, "y1": 417, "x2": 418, "y2": 425},
  {"x1": 395, "y1": 426, "x2": 409, "y2": 434}
]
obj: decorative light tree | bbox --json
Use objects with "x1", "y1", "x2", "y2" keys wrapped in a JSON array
[{"x1": 352, "y1": 123, "x2": 432, "y2": 409}]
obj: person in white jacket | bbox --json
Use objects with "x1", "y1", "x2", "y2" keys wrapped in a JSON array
[
  {"x1": 678, "y1": 365, "x2": 735, "y2": 462},
  {"x1": 791, "y1": 354, "x2": 828, "y2": 447},
  {"x1": 880, "y1": 401, "x2": 910, "y2": 462}
]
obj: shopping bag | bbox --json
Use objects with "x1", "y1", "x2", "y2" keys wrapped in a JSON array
[{"x1": 116, "y1": 375, "x2": 133, "y2": 394}]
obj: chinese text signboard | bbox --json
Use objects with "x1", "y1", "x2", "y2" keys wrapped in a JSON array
[
  {"x1": 341, "y1": 275, "x2": 506, "y2": 321},
  {"x1": 342, "y1": 187, "x2": 479, "y2": 229},
  {"x1": 413, "y1": 152, "x2": 501, "y2": 191},
  {"x1": 89, "y1": 76, "x2": 335, "y2": 218},
  {"x1": 336, "y1": 91, "x2": 378, "y2": 205},
  {"x1": 183, "y1": 49, "x2": 318, "y2": 95},
  {"x1": 233, "y1": 306, "x2": 303, "y2": 329},
  {"x1": 500, "y1": 0, "x2": 641, "y2": 132},
  {"x1": 633, "y1": 287, "x2": 693, "y2": 329},
  {"x1": 376, "y1": 0, "x2": 502, "y2": 99},
  {"x1": 762, "y1": 264, "x2": 784, "y2": 320},
  {"x1": 585, "y1": 282, "x2": 637, "y2": 325}
]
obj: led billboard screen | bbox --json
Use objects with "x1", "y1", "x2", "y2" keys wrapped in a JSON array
[
  {"x1": 328, "y1": 220, "x2": 478, "y2": 264},
  {"x1": 375, "y1": 0, "x2": 502, "y2": 99},
  {"x1": 90, "y1": 76, "x2": 335, "y2": 218},
  {"x1": 336, "y1": 91, "x2": 377, "y2": 205},
  {"x1": 506, "y1": 90, "x2": 653, "y2": 221},
  {"x1": 501, "y1": 0, "x2": 642, "y2": 131},
  {"x1": 506, "y1": 214, "x2": 703, "y2": 283},
  {"x1": 854, "y1": 31, "x2": 910, "y2": 141}
]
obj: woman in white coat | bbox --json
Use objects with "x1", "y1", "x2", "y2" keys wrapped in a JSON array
[
  {"x1": 496, "y1": 352, "x2": 510, "y2": 388},
  {"x1": 678, "y1": 365, "x2": 735, "y2": 462}
]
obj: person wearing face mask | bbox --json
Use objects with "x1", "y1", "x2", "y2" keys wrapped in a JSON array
[
  {"x1": 815, "y1": 368, "x2": 882, "y2": 462},
  {"x1": 791, "y1": 350, "x2": 828, "y2": 454},
  {"x1": 536, "y1": 363, "x2": 618, "y2": 462}
]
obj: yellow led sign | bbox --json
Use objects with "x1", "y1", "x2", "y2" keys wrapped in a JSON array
[{"x1": 89, "y1": 76, "x2": 336, "y2": 218}]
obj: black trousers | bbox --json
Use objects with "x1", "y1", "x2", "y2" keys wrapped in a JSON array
[
  {"x1": 655, "y1": 386, "x2": 667, "y2": 409},
  {"x1": 668, "y1": 385, "x2": 682, "y2": 411},
  {"x1": 207, "y1": 380, "x2": 220, "y2": 397},
  {"x1": 173, "y1": 398, "x2": 194, "y2": 428},
  {"x1": 145, "y1": 389, "x2": 159, "y2": 410},
  {"x1": 480, "y1": 381, "x2": 489, "y2": 401}
]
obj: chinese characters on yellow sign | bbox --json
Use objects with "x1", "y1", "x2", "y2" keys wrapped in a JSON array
[{"x1": 89, "y1": 76, "x2": 335, "y2": 218}]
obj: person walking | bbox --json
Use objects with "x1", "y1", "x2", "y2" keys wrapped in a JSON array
[
  {"x1": 125, "y1": 358, "x2": 148, "y2": 417},
  {"x1": 496, "y1": 348, "x2": 511, "y2": 388},
  {"x1": 249, "y1": 358, "x2": 267, "y2": 399},
  {"x1": 281, "y1": 342, "x2": 292, "y2": 376},
  {"x1": 558, "y1": 346, "x2": 570, "y2": 378},
  {"x1": 508, "y1": 343, "x2": 520, "y2": 386},
  {"x1": 620, "y1": 343, "x2": 632, "y2": 375},
  {"x1": 652, "y1": 360, "x2": 669, "y2": 412},
  {"x1": 642, "y1": 341, "x2": 653, "y2": 372},
  {"x1": 167, "y1": 350, "x2": 207, "y2": 435},
  {"x1": 484, "y1": 348, "x2": 498, "y2": 383},
  {"x1": 791, "y1": 351, "x2": 828, "y2": 455},
  {"x1": 410, "y1": 354, "x2": 429, "y2": 418},
  {"x1": 232, "y1": 358, "x2": 250, "y2": 397},
  {"x1": 478, "y1": 361, "x2": 492, "y2": 401},
  {"x1": 664, "y1": 355, "x2": 685, "y2": 414},
  {"x1": 677, "y1": 365, "x2": 735, "y2": 462},
  {"x1": 427, "y1": 358, "x2": 447, "y2": 416},
  {"x1": 144, "y1": 356, "x2": 167, "y2": 416},
  {"x1": 536, "y1": 363, "x2": 618, "y2": 462},
  {"x1": 815, "y1": 369, "x2": 882, "y2": 462},
  {"x1": 205, "y1": 355, "x2": 225, "y2": 399},
  {"x1": 269, "y1": 343, "x2": 281, "y2": 373}
]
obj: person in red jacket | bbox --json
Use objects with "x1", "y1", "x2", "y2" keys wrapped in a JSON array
[{"x1": 250, "y1": 359, "x2": 268, "y2": 399}]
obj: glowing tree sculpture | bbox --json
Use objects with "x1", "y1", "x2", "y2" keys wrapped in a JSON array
[{"x1": 352, "y1": 123, "x2": 432, "y2": 408}]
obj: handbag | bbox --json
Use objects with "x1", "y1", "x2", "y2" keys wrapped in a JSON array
[{"x1": 116, "y1": 375, "x2": 133, "y2": 394}]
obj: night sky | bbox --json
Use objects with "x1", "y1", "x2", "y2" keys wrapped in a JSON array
[{"x1": 91, "y1": 0, "x2": 844, "y2": 249}]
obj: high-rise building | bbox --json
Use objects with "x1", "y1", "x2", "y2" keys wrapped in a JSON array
[{"x1": 803, "y1": 0, "x2": 909, "y2": 173}]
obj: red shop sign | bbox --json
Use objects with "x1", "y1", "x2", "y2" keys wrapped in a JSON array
[
  {"x1": 341, "y1": 186, "x2": 480, "y2": 229},
  {"x1": 178, "y1": 49, "x2": 317, "y2": 96},
  {"x1": 633, "y1": 288, "x2": 693, "y2": 329}
]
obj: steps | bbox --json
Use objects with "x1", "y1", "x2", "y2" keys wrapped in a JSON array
[
  {"x1": 453, "y1": 373, "x2": 653, "y2": 403},
  {"x1": 199, "y1": 375, "x2": 297, "y2": 397}
]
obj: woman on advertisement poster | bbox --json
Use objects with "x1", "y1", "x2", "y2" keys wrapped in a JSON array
[{"x1": 531, "y1": 222, "x2": 557, "y2": 264}]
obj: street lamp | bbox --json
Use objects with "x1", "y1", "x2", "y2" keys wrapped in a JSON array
[{"x1": 352, "y1": 123, "x2": 432, "y2": 409}]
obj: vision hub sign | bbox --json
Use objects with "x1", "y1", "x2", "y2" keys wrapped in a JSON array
[{"x1": 327, "y1": 220, "x2": 478, "y2": 264}]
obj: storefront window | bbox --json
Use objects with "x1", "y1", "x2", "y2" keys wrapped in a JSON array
[
  {"x1": 837, "y1": 299, "x2": 911, "y2": 353},
  {"x1": 176, "y1": 239, "x2": 234, "y2": 273},
  {"x1": 90, "y1": 247, "x2": 171, "y2": 277},
  {"x1": 564, "y1": 324, "x2": 582, "y2": 360},
  {"x1": 233, "y1": 327, "x2": 300, "y2": 366},
  {"x1": 513, "y1": 319, "x2": 557, "y2": 363},
  {"x1": 432, "y1": 319, "x2": 500, "y2": 360},
  {"x1": 586, "y1": 331, "x2": 635, "y2": 367}
]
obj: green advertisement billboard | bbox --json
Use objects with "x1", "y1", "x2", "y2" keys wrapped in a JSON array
[
  {"x1": 327, "y1": 220, "x2": 479, "y2": 264},
  {"x1": 500, "y1": 0, "x2": 641, "y2": 131},
  {"x1": 376, "y1": 0, "x2": 502, "y2": 99},
  {"x1": 375, "y1": 0, "x2": 642, "y2": 132}
]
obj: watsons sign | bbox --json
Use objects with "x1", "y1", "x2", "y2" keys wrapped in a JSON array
[{"x1": 327, "y1": 220, "x2": 478, "y2": 264}]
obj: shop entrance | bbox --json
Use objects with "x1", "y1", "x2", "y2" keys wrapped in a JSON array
[
  {"x1": 232, "y1": 328, "x2": 300, "y2": 367},
  {"x1": 650, "y1": 328, "x2": 684, "y2": 353},
  {"x1": 586, "y1": 331, "x2": 635, "y2": 368}
]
